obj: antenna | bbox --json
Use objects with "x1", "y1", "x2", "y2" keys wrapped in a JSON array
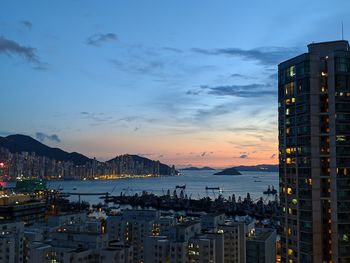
[{"x1": 342, "y1": 21, "x2": 344, "y2": 40}]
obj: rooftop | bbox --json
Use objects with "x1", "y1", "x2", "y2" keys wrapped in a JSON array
[
  {"x1": 248, "y1": 229, "x2": 275, "y2": 242},
  {"x1": 307, "y1": 40, "x2": 349, "y2": 52}
]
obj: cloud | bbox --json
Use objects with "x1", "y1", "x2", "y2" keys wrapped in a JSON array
[
  {"x1": 268, "y1": 72, "x2": 278, "y2": 82},
  {"x1": 191, "y1": 46, "x2": 301, "y2": 65},
  {"x1": 0, "y1": 36, "x2": 45, "y2": 68},
  {"x1": 226, "y1": 125, "x2": 272, "y2": 133},
  {"x1": 230, "y1": 73, "x2": 257, "y2": 80},
  {"x1": 20, "y1": 20, "x2": 32, "y2": 30},
  {"x1": 202, "y1": 84, "x2": 276, "y2": 98},
  {"x1": 239, "y1": 154, "x2": 248, "y2": 159},
  {"x1": 111, "y1": 58, "x2": 165, "y2": 75},
  {"x1": 231, "y1": 73, "x2": 244, "y2": 77},
  {"x1": 86, "y1": 33, "x2": 117, "y2": 47},
  {"x1": 35, "y1": 132, "x2": 61, "y2": 143},
  {"x1": 162, "y1": 47, "x2": 183, "y2": 53},
  {"x1": 119, "y1": 116, "x2": 138, "y2": 122},
  {"x1": 195, "y1": 104, "x2": 236, "y2": 120},
  {"x1": 0, "y1": 131, "x2": 13, "y2": 137},
  {"x1": 136, "y1": 153, "x2": 155, "y2": 157},
  {"x1": 195, "y1": 102, "x2": 238, "y2": 121},
  {"x1": 79, "y1": 111, "x2": 113, "y2": 123},
  {"x1": 186, "y1": 90, "x2": 203, "y2": 96}
]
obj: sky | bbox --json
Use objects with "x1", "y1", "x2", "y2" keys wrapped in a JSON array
[{"x1": 1, "y1": 0, "x2": 350, "y2": 168}]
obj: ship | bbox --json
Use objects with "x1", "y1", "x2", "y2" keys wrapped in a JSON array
[
  {"x1": 205, "y1": 186, "x2": 221, "y2": 190},
  {"x1": 263, "y1": 185, "x2": 277, "y2": 195}
]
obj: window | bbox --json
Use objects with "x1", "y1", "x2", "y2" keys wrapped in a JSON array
[
  {"x1": 336, "y1": 57, "x2": 350, "y2": 72},
  {"x1": 285, "y1": 82, "x2": 295, "y2": 96},
  {"x1": 287, "y1": 66, "x2": 296, "y2": 77}
]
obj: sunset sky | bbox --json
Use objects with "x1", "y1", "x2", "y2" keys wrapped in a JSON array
[{"x1": 1, "y1": 0, "x2": 349, "y2": 168}]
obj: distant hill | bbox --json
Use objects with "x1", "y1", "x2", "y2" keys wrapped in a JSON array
[
  {"x1": 107, "y1": 154, "x2": 177, "y2": 176},
  {"x1": 234, "y1": 164, "x2": 278, "y2": 172},
  {"x1": 0, "y1": 134, "x2": 91, "y2": 165},
  {"x1": 182, "y1": 166, "x2": 215, "y2": 171},
  {"x1": 0, "y1": 134, "x2": 178, "y2": 179},
  {"x1": 214, "y1": 167, "x2": 241, "y2": 175}
]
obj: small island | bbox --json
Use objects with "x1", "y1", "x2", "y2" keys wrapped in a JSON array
[
  {"x1": 234, "y1": 164, "x2": 278, "y2": 172},
  {"x1": 182, "y1": 166, "x2": 215, "y2": 171},
  {"x1": 214, "y1": 167, "x2": 241, "y2": 175}
]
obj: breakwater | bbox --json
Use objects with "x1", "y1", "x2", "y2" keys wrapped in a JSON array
[{"x1": 103, "y1": 191, "x2": 280, "y2": 222}]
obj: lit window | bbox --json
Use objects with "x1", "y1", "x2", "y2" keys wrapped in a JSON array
[
  {"x1": 336, "y1": 135, "x2": 346, "y2": 142},
  {"x1": 288, "y1": 248, "x2": 294, "y2": 256},
  {"x1": 291, "y1": 199, "x2": 297, "y2": 205},
  {"x1": 287, "y1": 188, "x2": 293, "y2": 195},
  {"x1": 288, "y1": 66, "x2": 296, "y2": 77}
]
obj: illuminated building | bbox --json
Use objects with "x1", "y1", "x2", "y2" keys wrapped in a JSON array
[
  {"x1": 0, "y1": 222, "x2": 24, "y2": 263},
  {"x1": 0, "y1": 161, "x2": 9, "y2": 183},
  {"x1": 246, "y1": 228, "x2": 276, "y2": 263},
  {"x1": 278, "y1": 40, "x2": 350, "y2": 262},
  {"x1": 218, "y1": 220, "x2": 255, "y2": 263},
  {"x1": 106, "y1": 210, "x2": 160, "y2": 263},
  {"x1": 26, "y1": 218, "x2": 133, "y2": 263},
  {"x1": 0, "y1": 192, "x2": 46, "y2": 225}
]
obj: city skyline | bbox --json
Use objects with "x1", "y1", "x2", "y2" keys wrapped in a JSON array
[{"x1": 1, "y1": 1, "x2": 349, "y2": 167}]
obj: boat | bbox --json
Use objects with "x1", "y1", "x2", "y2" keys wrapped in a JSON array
[
  {"x1": 263, "y1": 185, "x2": 277, "y2": 195},
  {"x1": 205, "y1": 186, "x2": 221, "y2": 190},
  {"x1": 73, "y1": 187, "x2": 77, "y2": 190},
  {"x1": 254, "y1": 180, "x2": 262, "y2": 182},
  {"x1": 176, "y1": 185, "x2": 186, "y2": 189}
]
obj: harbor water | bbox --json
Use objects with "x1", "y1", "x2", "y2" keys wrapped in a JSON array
[{"x1": 44, "y1": 170, "x2": 278, "y2": 204}]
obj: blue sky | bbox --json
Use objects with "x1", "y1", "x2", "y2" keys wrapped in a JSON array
[{"x1": 1, "y1": 0, "x2": 349, "y2": 167}]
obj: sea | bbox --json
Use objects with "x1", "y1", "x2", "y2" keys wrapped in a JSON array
[{"x1": 41, "y1": 170, "x2": 279, "y2": 205}]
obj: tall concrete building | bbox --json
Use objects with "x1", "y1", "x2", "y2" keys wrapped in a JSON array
[
  {"x1": 246, "y1": 228, "x2": 276, "y2": 263},
  {"x1": 278, "y1": 40, "x2": 350, "y2": 263}
]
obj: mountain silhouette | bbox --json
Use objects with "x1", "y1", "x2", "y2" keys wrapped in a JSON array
[{"x1": 0, "y1": 134, "x2": 91, "y2": 165}]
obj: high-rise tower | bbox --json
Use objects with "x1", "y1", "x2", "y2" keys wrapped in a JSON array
[{"x1": 278, "y1": 40, "x2": 350, "y2": 263}]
